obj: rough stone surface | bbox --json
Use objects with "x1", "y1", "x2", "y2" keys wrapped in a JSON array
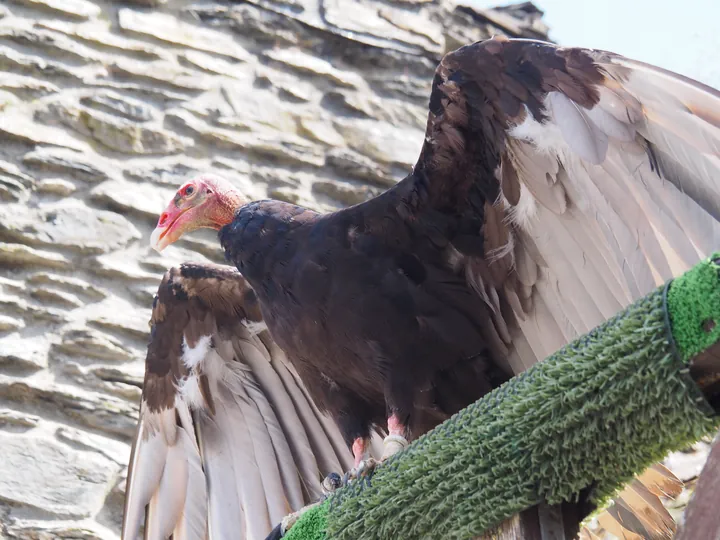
[
  {"x1": 0, "y1": 432, "x2": 116, "y2": 519},
  {"x1": 0, "y1": 1, "x2": 703, "y2": 537},
  {"x1": 0, "y1": 201, "x2": 141, "y2": 254}
]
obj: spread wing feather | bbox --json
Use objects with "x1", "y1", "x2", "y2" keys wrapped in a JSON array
[
  {"x1": 337, "y1": 38, "x2": 715, "y2": 536},
  {"x1": 121, "y1": 264, "x2": 353, "y2": 540},
  {"x1": 353, "y1": 37, "x2": 720, "y2": 371}
]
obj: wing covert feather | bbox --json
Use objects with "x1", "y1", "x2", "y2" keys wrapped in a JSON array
[{"x1": 122, "y1": 264, "x2": 354, "y2": 540}]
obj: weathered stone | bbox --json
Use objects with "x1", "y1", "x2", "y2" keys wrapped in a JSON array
[
  {"x1": 87, "y1": 80, "x2": 190, "y2": 102},
  {"x1": 30, "y1": 287, "x2": 83, "y2": 309},
  {"x1": 366, "y1": 72, "x2": 430, "y2": 102},
  {"x1": 0, "y1": 44, "x2": 79, "y2": 81},
  {"x1": 322, "y1": 89, "x2": 427, "y2": 129},
  {"x1": 176, "y1": 87, "x2": 236, "y2": 119},
  {"x1": 334, "y1": 118, "x2": 422, "y2": 167},
  {"x1": 212, "y1": 156, "x2": 252, "y2": 175},
  {"x1": 97, "y1": 467, "x2": 128, "y2": 533},
  {"x1": 312, "y1": 179, "x2": 378, "y2": 206},
  {"x1": 0, "y1": 88, "x2": 20, "y2": 110},
  {"x1": 120, "y1": 0, "x2": 166, "y2": 6},
  {"x1": 56, "y1": 426, "x2": 130, "y2": 465},
  {"x1": 124, "y1": 161, "x2": 200, "y2": 186},
  {"x1": 0, "y1": 432, "x2": 115, "y2": 519},
  {"x1": 40, "y1": 102, "x2": 190, "y2": 155},
  {"x1": 0, "y1": 160, "x2": 34, "y2": 189},
  {"x1": 0, "y1": 109, "x2": 83, "y2": 150},
  {"x1": 268, "y1": 186, "x2": 301, "y2": 205},
  {"x1": 87, "y1": 252, "x2": 159, "y2": 284},
  {"x1": 0, "y1": 377, "x2": 139, "y2": 438},
  {"x1": 0, "y1": 174, "x2": 31, "y2": 203},
  {"x1": 0, "y1": 243, "x2": 72, "y2": 270},
  {"x1": 91, "y1": 179, "x2": 175, "y2": 221},
  {"x1": 109, "y1": 58, "x2": 211, "y2": 92},
  {"x1": 181, "y1": 50, "x2": 246, "y2": 77},
  {"x1": 118, "y1": 9, "x2": 252, "y2": 61},
  {"x1": 266, "y1": 48, "x2": 364, "y2": 88},
  {"x1": 7, "y1": 0, "x2": 101, "y2": 20},
  {"x1": 37, "y1": 178, "x2": 76, "y2": 196},
  {"x1": 0, "y1": 201, "x2": 141, "y2": 254},
  {"x1": 0, "y1": 72, "x2": 59, "y2": 97},
  {"x1": 215, "y1": 84, "x2": 301, "y2": 134},
  {"x1": 325, "y1": 147, "x2": 397, "y2": 187},
  {"x1": 128, "y1": 284, "x2": 157, "y2": 305},
  {"x1": 80, "y1": 90, "x2": 156, "y2": 122},
  {"x1": 28, "y1": 273, "x2": 106, "y2": 301},
  {"x1": 56, "y1": 328, "x2": 136, "y2": 362},
  {"x1": 62, "y1": 363, "x2": 143, "y2": 402},
  {"x1": 323, "y1": 0, "x2": 442, "y2": 53},
  {"x1": 87, "y1": 302, "x2": 151, "y2": 341},
  {"x1": 37, "y1": 20, "x2": 166, "y2": 60},
  {"x1": 0, "y1": 315, "x2": 25, "y2": 332},
  {"x1": 188, "y1": 3, "x2": 306, "y2": 47},
  {"x1": 0, "y1": 25, "x2": 101, "y2": 63},
  {"x1": 3, "y1": 520, "x2": 109, "y2": 540},
  {"x1": 377, "y1": 5, "x2": 444, "y2": 48},
  {"x1": 298, "y1": 116, "x2": 345, "y2": 147},
  {"x1": 175, "y1": 235, "x2": 227, "y2": 265},
  {"x1": 140, "y1": 244, "x2": 211, "y2": 274},
  {"x1": 169, "y1": 108, "x2": 324, "y2": 167},
  {"x1": 0, "y1": 334, "x2": 49, "y2": 372},
  {"x1": 22, "y1": 147, "x2": 108, "y2": 182},
  {"x1": 0, "y1": 294, "x2": 68, "y2": 324},
  {"x1": 0, "y1": 408, "x2": 40, "y2": 429},
  {"x1": 255, "y1": 66, "x2": 315, "y2": 103}
]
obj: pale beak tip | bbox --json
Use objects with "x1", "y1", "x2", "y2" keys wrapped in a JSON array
[{"x1": 149, "y1": 227, "x2": 166, "y2": 253}]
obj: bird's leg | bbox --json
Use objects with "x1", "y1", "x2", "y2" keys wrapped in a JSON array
[
  {"x1": 352, "y1": 436, "x2": 371, "y2": 467},
  {"x1": 382, "y1": 412, "x2": 409, "y2": 460},
  {"x1": 343, "y1": 436, "x2": 377, "y2": 485},
  {"x1": 323, "y1": 436, "x2": 376, "y2": 493}
]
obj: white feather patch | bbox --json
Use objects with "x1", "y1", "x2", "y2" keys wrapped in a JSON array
[
  {"x1": 507, "y1": 183, "x2": 538, "y2": 230},
  {"x1": 509, "y1": 101, "x2": 570, "y2": 158},
  {"x1": 178, "y1": 374, "x2": 206, "y2": 411},
  {"x1": 182, "y1": 335, "x2": 212, "y2": 370}
]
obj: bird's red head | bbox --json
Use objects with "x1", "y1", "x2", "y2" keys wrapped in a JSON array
[{"x1": 150, "y1": 174, "x2": 247, "y2": 252}]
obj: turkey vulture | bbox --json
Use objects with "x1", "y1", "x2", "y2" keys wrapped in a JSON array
[
  {"x1": 121, "y1": 263, "x2": 382, "y2": 539},
  {"x1": 140, "y1": 36, "x2": 719, "y2": 536}
]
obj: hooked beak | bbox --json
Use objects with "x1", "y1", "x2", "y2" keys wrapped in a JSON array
[{"x1": 150, "y1": 207, "x2": 190, "y2": 253}]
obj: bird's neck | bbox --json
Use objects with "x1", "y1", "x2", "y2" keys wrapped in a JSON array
[{"x1": 212, "y1": 189, "x2": 247, "y2": 229}]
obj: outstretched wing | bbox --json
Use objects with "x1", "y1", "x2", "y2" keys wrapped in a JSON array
[
  {"x1": 122, "y1": 263, "x2": 352, "y2": 540},
  {"x1": 355, "y1": 36, "x2": 720, "y2": 374}
]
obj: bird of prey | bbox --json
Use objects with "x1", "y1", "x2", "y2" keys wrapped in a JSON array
[{"x1": 130, "y1": 36, "x2": 719, "y2": 539}]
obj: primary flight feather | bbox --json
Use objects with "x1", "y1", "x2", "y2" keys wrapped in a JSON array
[{"x1": 134, "y1": 36, "x2": 720, "y2": 539}]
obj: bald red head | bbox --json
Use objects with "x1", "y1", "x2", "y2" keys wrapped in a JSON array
[{"x1": 150, "y1": 174, "x2": 247, "y2": 252}]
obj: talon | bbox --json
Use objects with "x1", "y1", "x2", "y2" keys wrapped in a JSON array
[{"x1": 340, "y1": 458, "x2": 378, "y2": 487}]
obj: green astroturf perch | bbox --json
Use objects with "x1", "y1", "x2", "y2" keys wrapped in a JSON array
[{"x1": 281, "y1": 255, "x2": 720, "y2": 540}]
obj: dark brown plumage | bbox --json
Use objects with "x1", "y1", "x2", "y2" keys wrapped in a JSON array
[{"x1": 140, "y1": 36, "x2": 720, "y2": 538}]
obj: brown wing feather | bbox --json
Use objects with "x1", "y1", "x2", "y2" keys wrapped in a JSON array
[
  {"x1": 122, "y1": 263, "x2": 353, "y2": 540},
  {"x1": 349, "y1": 36, "x2": 720, "y2": 371}
]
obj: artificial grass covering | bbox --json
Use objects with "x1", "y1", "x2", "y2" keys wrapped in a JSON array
[{"x1": 284, "y1": 255, "x2": 720, "y2": 540}]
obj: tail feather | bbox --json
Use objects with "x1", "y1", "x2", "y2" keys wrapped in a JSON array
[{"x1": 582, "y1": 465, "x2": 683, "y2": 540}]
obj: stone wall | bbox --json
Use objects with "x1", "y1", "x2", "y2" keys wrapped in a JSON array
[
  {"x1": 0, "y1": 0, "x2": 550, "y2": 537},
  {"x1": 0, "y1": 0, "x2": 710, "y2": 538}
]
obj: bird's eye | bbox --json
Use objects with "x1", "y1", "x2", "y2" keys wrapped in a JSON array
[{"x1": 184, "y1": 185, "x2": 194, "y2": 196}]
